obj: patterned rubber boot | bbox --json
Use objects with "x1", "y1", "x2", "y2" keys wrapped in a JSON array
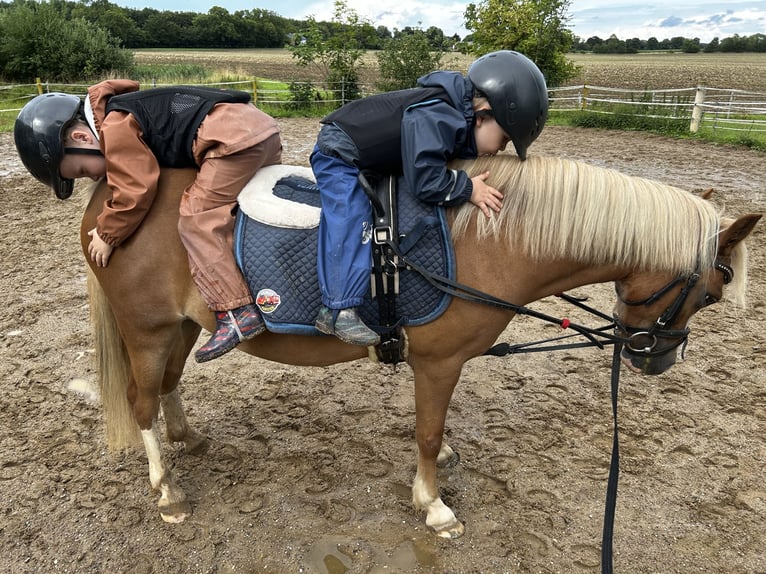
[{"x1": 195, "y1": 304, "x2": 266, "y2": 363}]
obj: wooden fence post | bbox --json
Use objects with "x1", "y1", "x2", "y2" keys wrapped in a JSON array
[
  {"x1": 35, "y1": 78, "x2": 43, "y2": 95},
  {"x1": 690, "y1": 86, "x2": 706, "y2": 133},
  {"x1": 252, "y1": 79, "x2": 257, "y2": 105}
]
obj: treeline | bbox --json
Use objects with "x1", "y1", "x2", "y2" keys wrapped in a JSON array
[
  {"x1": 3, "y1": 0, "x2": 761, "y2": 54},
  {"x1": 0, "y1": 0, "x2": 457, "y2": 50},
  {"x1": 573, "y1": 33, "x2": 766, "y2": 54}
]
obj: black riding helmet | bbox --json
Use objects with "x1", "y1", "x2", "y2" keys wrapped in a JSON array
[
  {"x1": 14, "y1": 92, "x2": 83, "y2": 199},
  {"x1": 468, "y1": 50, "x2": 548, "y2": 160}
]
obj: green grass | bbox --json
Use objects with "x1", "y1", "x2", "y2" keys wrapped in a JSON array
[{"x1": 695, "y1": 124, "x2": 766, "y2": 151}]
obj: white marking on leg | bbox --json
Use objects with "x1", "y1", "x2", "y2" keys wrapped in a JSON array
[
  {"x1": 413, "y1": 472, "x2": 463, "y2": 537},
  {"x1": 141, "y1": 426, "x2": 188, "y2": 521},
  {"x1": 141, "y1": 427, "x2": 166, "y2": 491}
]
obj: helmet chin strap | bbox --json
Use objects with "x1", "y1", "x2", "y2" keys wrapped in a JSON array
[{"x1": 63, "y1": 147, "x2": 104, "y2": 156}]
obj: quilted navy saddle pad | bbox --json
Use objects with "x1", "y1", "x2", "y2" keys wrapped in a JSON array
[{"x1": 233, "y1": 165, "x2": 455, "y2": 336}]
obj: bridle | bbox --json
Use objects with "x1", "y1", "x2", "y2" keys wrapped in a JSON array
[{"x1": 613, "y1": 261, "x2": 733, "y2": 357}]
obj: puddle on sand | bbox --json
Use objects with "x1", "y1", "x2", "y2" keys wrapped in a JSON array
[{"x1": 306, "y1": 534, "x2": 438, "y2": 573}]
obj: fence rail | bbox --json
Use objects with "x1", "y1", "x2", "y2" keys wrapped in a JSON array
[
  {"x1": 3, "y1": 79, "x2": 765, "y2": 137},
  {"x1": 549, "y1": 84, "x2": 766, "y2": 135}
]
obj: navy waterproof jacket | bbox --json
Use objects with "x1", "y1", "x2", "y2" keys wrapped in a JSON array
[
  {"x1": 402, "y1": 71, "x2": 478, "y2": 207},
  {"x1": 320, "y1": 71, "x2": 479, "y2": 208}
]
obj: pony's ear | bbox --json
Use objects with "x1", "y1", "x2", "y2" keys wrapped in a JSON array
[
  {"x1": 700, "y1": 188, "x2": 715, "y2": 200},
  {"x1": 718, "y1": 214, "x2": 762, "y2": 255}
]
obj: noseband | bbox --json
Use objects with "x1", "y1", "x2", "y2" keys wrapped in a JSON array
[{"x1": 614, "y1": 261, "x2": 733, "y2": 357}]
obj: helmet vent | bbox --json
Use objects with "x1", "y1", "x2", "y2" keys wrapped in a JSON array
[{"x1": 38, "y1": 142, "x2": 51, "y2": 164}]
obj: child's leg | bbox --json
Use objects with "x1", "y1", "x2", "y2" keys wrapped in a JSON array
[
  {"x1": 310, "y1": 146, "x2": 379, "y2": 346},
  {"x1": 310, "y1": 147, "x2": 372, "y2": 309},
  {"x1": 179, "y1": 134, "x2": 282, "y2": 311}
]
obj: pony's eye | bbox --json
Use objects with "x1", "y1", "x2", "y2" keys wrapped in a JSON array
[{"x1": 704, "y1": 294, "x2": 718, "y2": 306}]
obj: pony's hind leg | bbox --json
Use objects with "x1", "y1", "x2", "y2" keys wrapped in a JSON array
[
  {"x1": 437, "y1": 442, "x2": 460, "y2": 468},
  {"x1": 160, "y1": 389, "x2": 209, "y2": 455},
  {"x1": 128, "y1": 324, "x2": 199, "y2": 523},
  {"x1": 160, "y1": 321, "x2": 208, "y2": 455}
]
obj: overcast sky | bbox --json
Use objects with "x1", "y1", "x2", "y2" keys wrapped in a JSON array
[{"x1": 116, "y1": 0, "x2": 766, "y2": 43}]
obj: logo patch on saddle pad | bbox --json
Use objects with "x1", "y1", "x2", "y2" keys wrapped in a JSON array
[
  {"x1": 255, "y1": 288, "x2": 282, "y2": 314},
  {"x1": 234, "y1": 165, "x2": 455, "y2": 336}
]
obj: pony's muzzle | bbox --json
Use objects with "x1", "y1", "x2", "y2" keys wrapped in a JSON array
[{"x1": 620, "y1": 346, "x2": 677, "y2": 375}]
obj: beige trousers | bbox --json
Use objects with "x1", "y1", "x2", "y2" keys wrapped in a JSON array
[{"x1": 178, "y1": 133, "x2": 282, "y2": 311}]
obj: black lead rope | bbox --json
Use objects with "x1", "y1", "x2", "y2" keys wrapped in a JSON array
[{"x1": 602, "y1": 342, "x2": 623, "y2": 574}]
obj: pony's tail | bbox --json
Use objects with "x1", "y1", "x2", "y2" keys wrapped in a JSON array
[{"x1": 87, "y1": 269, "x2": 143, "y2": 450}]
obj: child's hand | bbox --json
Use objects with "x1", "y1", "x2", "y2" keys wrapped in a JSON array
[
  {"x1": 469, "y1": 171, "x2": 504, "y2": 218},
  {"x1": 87, "y1": 228, "x2": 113, "y2": 267}
]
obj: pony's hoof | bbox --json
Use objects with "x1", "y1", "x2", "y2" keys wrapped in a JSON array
[
  {"x1": 159, "y1": 500, "x2": 192, "y2": 523},
  {"x1": 437, "y1": 449, "x2": 460, "y2": 469},
  {"x1": 432, "y1": 519, "x2": 465, "y2": 539},
  {"x1": 185, "y1": 433, "x2": 210, "y2": 455}
]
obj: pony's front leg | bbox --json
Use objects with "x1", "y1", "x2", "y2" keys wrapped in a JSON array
[
  {"x1": 141, "y1": 424, "x2": 192, "y2": 523},
  {"x1": 411, "y1": 363, "x2": 465, "y2": 538},
  {"x1": 160, "y1": 389, "x2": 209, "y2": 455}
]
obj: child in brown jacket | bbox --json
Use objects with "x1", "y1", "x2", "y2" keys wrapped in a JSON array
[{"x1": 15, "y1": 80, "x2": 282, "y2": 362}]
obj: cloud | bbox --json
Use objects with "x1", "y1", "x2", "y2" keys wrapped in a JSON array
[
  {"x1": 571, "y1": 3, "x2": 766, "y2": 42},
  {"x1": 659, "y1": 16, "x2": 684, "y2": 28}
]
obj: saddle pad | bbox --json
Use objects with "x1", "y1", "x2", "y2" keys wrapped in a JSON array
[{"x1": 234, "y1": 173, "x2": 455, "y2": 335}]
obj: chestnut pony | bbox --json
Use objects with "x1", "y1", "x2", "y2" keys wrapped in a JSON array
[{"x1": 82, "y1": 154, "x2": 760, "y2": 537}]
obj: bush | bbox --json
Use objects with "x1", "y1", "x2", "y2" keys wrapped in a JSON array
[
  {"x1": 287, "y1": 81, "x2": 317, "y2": 111},
  {"x1": 568, "y1": 110, "x2": 689, "y2": 134},
  {"x1": 327, "y1": 69, "x2": 361, "y2": 106},
  {"x1": 0, "y1": 2, "x2": 133, "y2": 81},
  {"x1": 376, "y1": 33, "x2": 443, "y2": 91}
]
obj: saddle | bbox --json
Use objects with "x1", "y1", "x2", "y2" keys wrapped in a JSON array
[{"x1": 233, "y1": 165, "x2": 456, "y2": 363}]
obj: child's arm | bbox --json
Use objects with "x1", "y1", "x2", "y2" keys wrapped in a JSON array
[
  {"x1": 469, "y1": 171, "x2": 504, "y2": 218},
  {"x1": 93, "y1": 113, "x2": 161, "y2": 257}
]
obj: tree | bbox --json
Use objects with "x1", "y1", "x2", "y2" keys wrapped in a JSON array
[
  {"x1": 192, "y1": 7, "x2": 238, "y2": 48},
  {"x1": 746, "y1": 33, "x2": 766, "y2": 52},
  {"x1": 288, "y1": 0, "x2": 374, "y2": 105},
  {"x1": 704, "y1": 37, "x2": 720, "y2": 53},
  {"x1": 668, "y1": 36, "x2": 685, "y2": 50},
  {"x1": 425, "y1": 25, "x2": 446, "y2": 50},
  {"x1": 463, "y1": 0, "x2": 578, "y2": 87},
  {"x1": 720, "y1": 34, "x2": 748, "y2": 52},
  {"x1": 682, "y1": 38, "x2": 700, "y2": 53},
  {"x1": 596, "y1": 34, "x2": 626, "y2": 54},
  {"x1": 376, "y1": 30, "x2": 443, "y2": 91},
  {"x1": 0, "y1": 1, "x2": 132, "y2": 81},
  {"x1": 625, "y1": 37, "x2": 641, "y2": 53}
]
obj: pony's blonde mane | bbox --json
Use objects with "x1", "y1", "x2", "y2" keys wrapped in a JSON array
[{"x1": 450, "y1": 155, "x2": 720, "y2": 275}]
